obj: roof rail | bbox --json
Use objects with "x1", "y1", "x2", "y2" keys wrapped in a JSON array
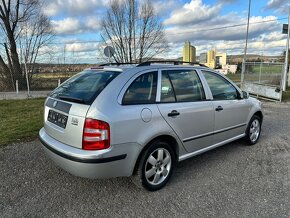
[
  {"x1": 137, "y1": 61, "x2": 208, "y2": 67},
  {"x1": 99, "y1": 62, "x2": 138, "y2": 66}
]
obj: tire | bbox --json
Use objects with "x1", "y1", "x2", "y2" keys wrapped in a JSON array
[
  {"x1": 131, "y1": 140, "x2": 176, "y2": 191},
  {"x1": 245, "y1": 115, "x2": 262, "y2": 145}
]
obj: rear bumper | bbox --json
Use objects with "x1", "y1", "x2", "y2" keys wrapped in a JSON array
[{"x1": 39, "y1": 128, "x2": 142, "y2": 178}]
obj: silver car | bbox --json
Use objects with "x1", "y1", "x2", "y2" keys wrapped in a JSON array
[{"x1": 39, "y1": 62, "x2": 263, "y2": 191}]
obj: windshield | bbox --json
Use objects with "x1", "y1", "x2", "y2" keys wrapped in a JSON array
[{"x1": 50, "y1": 70, "x2": 120, "y2": 105}]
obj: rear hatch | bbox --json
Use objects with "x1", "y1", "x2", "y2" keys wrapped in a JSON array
[{"x1": 44, "y1": 69, "x2": 120, "y2": 149}]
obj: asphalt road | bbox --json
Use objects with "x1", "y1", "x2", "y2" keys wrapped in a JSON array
[{"x1": 1, "y1": 102, "x2": 290, "y2": 217}]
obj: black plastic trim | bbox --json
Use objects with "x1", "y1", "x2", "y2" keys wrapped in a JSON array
[
  {"x1": 46, "y1": 98, "x2": 72, "y2": 114},
  {"x1": 183, "y1": 132, "x2": 213, "y2": 142},
  {"x1": 183, "y1": 123, "x2": 247, "y2": 143},
  {"x1": 215, "y1": 123, "x2": 246, "y2": 135},
  {"x1": 39, "y1": 137, "x2": 127, "y2": 164}
]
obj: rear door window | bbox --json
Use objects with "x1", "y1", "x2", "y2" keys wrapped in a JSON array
[
  {"x1": 161, "y1": 70, "x2": 205, "y2": 102},
  {"x1": 122, "y1": 72, "x2": 157, "y2": 105},
  {"x1": 50, "y1": 70, "x2": 119, "y2": 105}
]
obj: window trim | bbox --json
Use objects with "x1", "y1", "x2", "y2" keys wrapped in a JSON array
[
  {"x1": 201, "y1": 70, "x2": 242, "y2": 101},
  {"x1": 121, "y1": 71, "x2": 158, "y2": 105},
  {"x1": 159, "y1": 71, "x2": 177, "y2": 103},
  {"x1": 158, "y1": 69, "x2": 206, "y2": 103}
]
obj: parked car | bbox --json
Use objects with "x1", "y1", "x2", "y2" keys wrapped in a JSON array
[{"x1": 39, "y1": 62, "x2": 263, "y2": 191}]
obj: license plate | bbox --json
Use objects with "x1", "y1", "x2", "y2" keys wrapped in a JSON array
[{"x1": 47, "y1": 110, "x2": 68, "y2": 128}]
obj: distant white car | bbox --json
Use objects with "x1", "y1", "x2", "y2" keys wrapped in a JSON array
[{"x1": 39, "y1": 62, "x2": 263, "y2": 191}]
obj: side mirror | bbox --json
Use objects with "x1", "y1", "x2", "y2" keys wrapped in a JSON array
[{"x1": 242, "y1": 91, "x2": 249, "y2": 99}]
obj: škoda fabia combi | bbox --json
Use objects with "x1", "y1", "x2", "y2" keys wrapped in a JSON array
[{"x1": 39, "y1": 62, "x2": 263, "y2": 191}]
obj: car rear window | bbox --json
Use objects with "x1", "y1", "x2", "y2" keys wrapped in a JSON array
[{"x1": 50, "y1": 70, "x2": 120, "y2": 105}]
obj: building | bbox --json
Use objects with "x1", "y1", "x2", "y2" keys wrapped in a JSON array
[
  {"x1": 200, "y1": 49, "x2": 227, "y2": 69},
  {"x1": 183, "y1": 41, "x2": 196, "y2": 63},
  {"x1": 207, "y1": 49, "x2": 216, "y2": 69},
  {"x1": 217, "y1": 64, "x2": 238, "y2": 75},
  {"x1": 215, "y1": 52, "x2": 227, "y2": 68},
  {"x1": 199, "y1": 53, "x2": 207, "y2": 64}
]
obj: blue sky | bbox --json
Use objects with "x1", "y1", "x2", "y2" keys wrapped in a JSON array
[{"x1": 41, "y1": 0, "x2": 290, "y2": 63}]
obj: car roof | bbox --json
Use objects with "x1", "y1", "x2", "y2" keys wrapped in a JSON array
[
  {"x1": 131, "y1": 64, "x2": 209, "y2": 70},
  {"x1": 85, "y1": 64, "x2": 214, "y2": 78}
]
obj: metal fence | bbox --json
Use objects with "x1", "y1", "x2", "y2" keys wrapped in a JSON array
[
  {"x1": 0, "y1": 71, "x2": 77, "y2": 93},
  {"x1": 241, "y1": 62, "x2": 284, "y2": 101}
]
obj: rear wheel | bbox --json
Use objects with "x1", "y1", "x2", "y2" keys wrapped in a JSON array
[
  {"x1": 132, "y1": 140, "x2": 175, "y2": 191},
  {"x1": 245, "y1": 115, "x2": 261, "y2": 145}
]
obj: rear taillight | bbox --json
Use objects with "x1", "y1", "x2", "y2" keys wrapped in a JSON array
[{"x1": 82, "y1": 118, "x2": 110, "y2": 150}]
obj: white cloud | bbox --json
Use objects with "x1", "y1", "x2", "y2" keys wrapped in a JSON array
[
  {"x1": 265, "y1": 0, "x2": 289, "y2": 14},
  {"x1": 65, "y1": 42, "x2": 100, "y2": 52},
  {"x1": 164, "y1": 0, "x2": 222, "y2": 26},
  {"x1": 44, "y1": 2, "x2": 60, "y2": 17},
  {"x1": 51, "y1": 18, "x2": 82, "y2": 35},
  {"x1": 85, "y1": 16, "x2": 101, "y2": 31},
  {"x1": 51, "y1": 16, "x2": 101, "y2": 35},
  {"x1": 258, "y1": 31, "x2": 287, "y2": 42},
  {"x1": 39, "y1": 45, "x2": 63, "y2": 54},
  {"x1": 44, "y1": 0, "x2": 104, "y2": 35},
  {"x1": 43, "y1": 0, "x2": 108, "y2": 17},
  {"x1": 152, "y1": 0, "x2": 181, "y2": 17},
  {"x1": 218, "y1": 0, "x2": 237, "y2": 3},
  {"x1": 165, "y1": 16, "x2": 280, "y2": 43}
]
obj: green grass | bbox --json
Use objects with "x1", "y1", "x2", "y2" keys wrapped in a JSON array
[
  {"x1": 0, "y1": 98, "x2": 45, "y2": 146},
  {"x1": 225, "y1": 73, "x2": 241, "y2": 83},
  {"x1": 249, "y1": 65, "x2": 282, "y2": 74}
]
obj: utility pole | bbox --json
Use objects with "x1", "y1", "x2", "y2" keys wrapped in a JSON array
[
  {"x1": 132, "y1": 0, "x2": 136, "y2": 63},
  {"x1": 286, "y1": 6, "x2": 290, "y2": 89},
  {"x1": 63, "y1": 45, "x2": 66, "y2": 65},
  {"x1": 241, "y1": 0, "x2": 251, "y2": 84}
]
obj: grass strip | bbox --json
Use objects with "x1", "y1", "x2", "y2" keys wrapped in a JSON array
[{"x1": 0, "y1": 98, "x2": 45, "y2": 146}]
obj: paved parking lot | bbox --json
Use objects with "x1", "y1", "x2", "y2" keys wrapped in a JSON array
[{"x1": 1, "y1": 102, "x2": 290, "y2": 217}]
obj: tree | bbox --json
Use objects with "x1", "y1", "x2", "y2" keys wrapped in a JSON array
[
  {"x1": 0, "y1": 0, "x2": 53, "y2": 91},
  {"x1": 101, "y1": 0, "x2": 166, "y2": 63},
  {"x1": 19, "y1": 12, "x2": 53, "y2": 92}
]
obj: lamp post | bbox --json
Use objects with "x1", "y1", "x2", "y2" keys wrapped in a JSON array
[
  {"x1": 241, "y1": 0, "x2": 251, "y2": 84},
  {"x1": 285, "y1": 6, "x2": 290, "y2": 90}
]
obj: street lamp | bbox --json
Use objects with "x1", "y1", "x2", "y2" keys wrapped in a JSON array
[{"x1": 241, "y1": 0, "x2": 251, "y2": 84}]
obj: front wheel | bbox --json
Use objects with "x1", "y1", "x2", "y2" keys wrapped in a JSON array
[
  {"x1": 245, "y1": 115, "x2": 262, "y2": 145},
  {"x1": 132, "y1": 141, "x2": 176, "y2": 191}
]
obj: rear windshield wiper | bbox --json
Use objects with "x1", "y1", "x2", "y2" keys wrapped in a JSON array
[{"x1": 58, "y1": 95, "x2": 85, "y2": 104}]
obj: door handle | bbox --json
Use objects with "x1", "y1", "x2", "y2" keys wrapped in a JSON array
[
  {"x1": 168, "y1": 110, "x2": 180, "y2": 117},
  {"x1": 215, "y1": 106, "x2": 223, "y2": 112}
]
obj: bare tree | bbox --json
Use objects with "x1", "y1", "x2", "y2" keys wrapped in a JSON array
[
  {"x1": 101, "y1": 0, "x2": 166, "y2": 63},
  {"x1": 19, "y1": 13, "x2": 53, "y2": 92},
  {"x1": 0, "y1": 0, "x2": 53, "y2": 91}
]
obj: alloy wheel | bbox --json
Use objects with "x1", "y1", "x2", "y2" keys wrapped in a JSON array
[
  {"x1": 249, "y1": 119, "x2": 260, "y2": 143},
  {"x1": 144, "y1": 148, "x2": 172, "y2": 186}
]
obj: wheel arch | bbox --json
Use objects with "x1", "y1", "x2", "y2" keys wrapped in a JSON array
[
  {"x1": 132, "y1": 134, "x2": 180, "y2": 175},
  {"x1": 253, "y1": 110, "x2": 263, "y2": 123}
]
